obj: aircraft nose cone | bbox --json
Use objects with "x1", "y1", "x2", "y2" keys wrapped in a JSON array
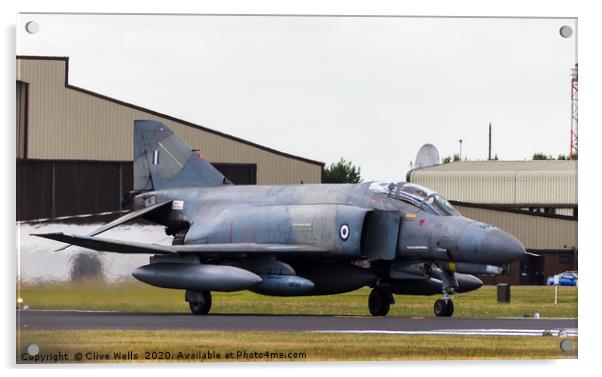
[{"x1": 480, "y1": 229, "x2": 526, "y2": 264}]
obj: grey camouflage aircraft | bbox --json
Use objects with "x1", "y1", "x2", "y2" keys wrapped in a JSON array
[{"x1": 35, "y1": 120, "x2": 527, "y2": 317}]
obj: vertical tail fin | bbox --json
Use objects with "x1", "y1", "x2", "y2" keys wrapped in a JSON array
[{"x1": 133, "y1": 120, "x2": 229, "y2": 190}]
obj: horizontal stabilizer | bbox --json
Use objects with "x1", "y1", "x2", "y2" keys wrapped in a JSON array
[{"x1": 32, "y1": 233, "x2": 328, "y2": 256}]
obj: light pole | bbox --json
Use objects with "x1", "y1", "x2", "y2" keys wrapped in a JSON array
[{"x1": 458, "y1": 139, "x2": 463, "y2": 160}]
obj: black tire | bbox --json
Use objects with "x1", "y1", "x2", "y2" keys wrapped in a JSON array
[
  {"x1": 445, "y1": 299, "x2": 454, "y2": 317},
  {"x1": 434, "y1": 299, "x2": 446, "y2": 317},
  {"x1": 434, "y1": 299, "x2": 454, "y2": 317},
  {"x1": 189, "y1": 291, "x2": 212, "y2": 315},
  {"x1": 368, "y1": 288, "x2": 390, "y2": 316}
]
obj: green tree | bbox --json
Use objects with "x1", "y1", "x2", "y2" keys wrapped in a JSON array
[
  {"x1": 532, "y1": 153, "x2": 553, "y2": 160},
  {"x1": 557, "y1": 154, "x2": 568, "y2": 160},
  {"x1": 323, "y1": 158, "x2": 362, "y2": 183},
  {"x1": 442, "y1": 154, "x2": 462, "y2": 164}
]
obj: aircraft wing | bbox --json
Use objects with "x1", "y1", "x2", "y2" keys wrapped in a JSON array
[
  {"x1": 32, "y1": 233, "x2": 328, "y2": 256},
  {"x1": 34, "y1": 233, "x2": 177, "y2": 254}
]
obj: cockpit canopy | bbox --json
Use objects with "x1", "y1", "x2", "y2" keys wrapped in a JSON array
[{"x1": 368, "y1": 181, "x2": 461, "y2": 216}]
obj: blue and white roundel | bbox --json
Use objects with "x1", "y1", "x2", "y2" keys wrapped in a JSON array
[{"x1": 339, "y1": 224, "x2": 350, "y2": 241}]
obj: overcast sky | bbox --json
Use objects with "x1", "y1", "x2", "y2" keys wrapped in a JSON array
[{"x1": 16, "y1": 14, "x2": 576, "y2": 181}]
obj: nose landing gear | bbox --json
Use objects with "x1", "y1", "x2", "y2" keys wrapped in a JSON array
[
  {"x1": 432, "y1": 267, "x2": 457, "y2": 317},
  {"x1": 434, "y1": 295, "x2": 454, "y2": 317}
]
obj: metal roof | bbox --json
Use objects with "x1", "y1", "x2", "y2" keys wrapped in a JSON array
[
  {"x1": 410, "y1": 160, "x2": 577, "y2": 172},
  {"x1": 17, "y1": 56, "x2": 324, "y2": 167},
  {"x1": 407, "y1": 160, "x2": 577, "y2": 206}
]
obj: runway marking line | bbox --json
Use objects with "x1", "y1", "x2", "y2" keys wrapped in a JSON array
[
  {"x1": 19, "y1": 310, "x2": 578, "y2": 321},
  {"x1": 311, "y1": 329, "x2": 578, "y2": 337},
  {"x1": 21, "y1": 309, "x2": 118, "y2": 313}
]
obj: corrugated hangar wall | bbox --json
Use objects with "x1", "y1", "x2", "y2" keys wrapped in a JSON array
[
  {"x1": 408, "y1": 161, "x2": 577, "y2": 206},
  {"x1": 16, "y1": 56, "x2": 323, "y2": 221}
]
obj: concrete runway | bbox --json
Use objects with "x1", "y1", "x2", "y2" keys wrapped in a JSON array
[{"x1": 17, "y1": 310, "x2": 578, "y2": 336}]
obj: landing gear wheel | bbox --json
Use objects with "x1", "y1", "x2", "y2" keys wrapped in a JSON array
[
  {"x1": 444, "y1": 299, "x2": 454, "y2": 317},
  {"x1": 187, "y1": 291, "x2": 212, "y2": 315},
  {"x1": 368, "y1": 288, "x2": 391, "y2": 316},
  {"x1": 434, "y1": 299, "x2": 454, "y2": 317}
]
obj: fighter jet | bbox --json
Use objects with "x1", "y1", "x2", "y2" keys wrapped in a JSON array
[{"x1": 34, "y1": 120, "x2": 526, "y2": 317}]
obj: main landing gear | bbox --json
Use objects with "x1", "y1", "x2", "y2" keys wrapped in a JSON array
[
  {"x1": 368, "y1": 287, "x2": 394, "y2": 316},
  {"x1": 186, "y1": 290, "x2": 212, "y2": 315}
]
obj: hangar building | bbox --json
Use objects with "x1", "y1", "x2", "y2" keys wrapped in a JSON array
[
  {"x1": 16, "y1": 56, "x2": 324, "y2": 221},
  {"x1": 408, "y1": 160, "x2": 577, "y2": 285}
]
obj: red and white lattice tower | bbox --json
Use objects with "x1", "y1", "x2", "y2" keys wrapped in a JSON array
[{"x1": 570, "y1": 63, "x2": 578, "y2": 160}]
